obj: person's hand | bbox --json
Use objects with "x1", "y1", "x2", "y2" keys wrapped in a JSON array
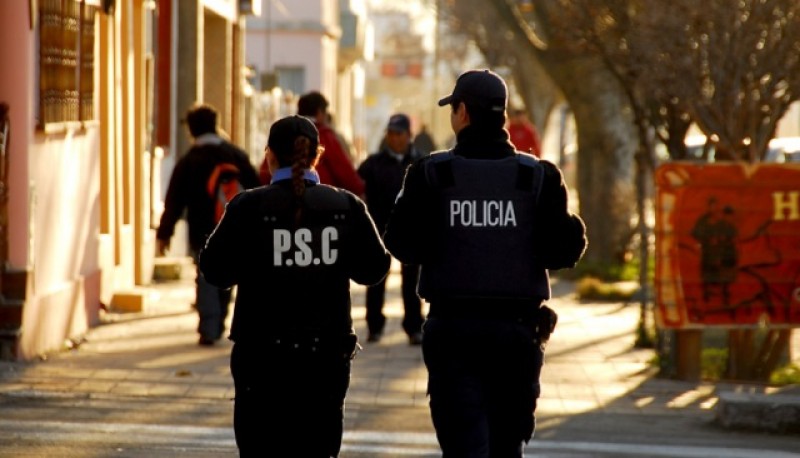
[{"x1": 156, "y1": 239, "x2": 170, "y2": 256}]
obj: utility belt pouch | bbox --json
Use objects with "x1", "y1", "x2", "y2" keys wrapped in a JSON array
[
  {"x1": 535, "y1": 305, "x2": 558, "y2": 344},
  {"x1": 341, "y1": 333, "x2": 361, "y2": 360}
]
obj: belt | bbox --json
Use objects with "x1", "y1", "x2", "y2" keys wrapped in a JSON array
[{"x1": 428, "y1": 297, "x2": 542, "y2": 321}]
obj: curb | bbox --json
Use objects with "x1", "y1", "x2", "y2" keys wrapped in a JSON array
[{"x1": 716, "y1": 387, "x2": 800, "y2": 434}]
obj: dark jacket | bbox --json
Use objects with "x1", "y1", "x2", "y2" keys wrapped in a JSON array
[
  {"x1": 384, "y1": 125, "x2": 587, "y2": 305},
  {"x1": 157, "y1": 139, "x2": 260, "y2": 253},
  {"x1": 200, "y1": 181, "x2": 391, "y2": 341},
  {"x1": 357, "y1": 146, "x2": 419, "y2": 231}
]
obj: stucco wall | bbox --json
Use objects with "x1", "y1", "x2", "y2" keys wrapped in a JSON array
[
  {"x1": 17, "y1": 124, "x2": 103, "y2": 359},
  {"x1": 30, "y1": 130, "x2": 101, "y2": 289},
  {"x1": 0, "y1": 0, "x2": 34, "y2": 270}
]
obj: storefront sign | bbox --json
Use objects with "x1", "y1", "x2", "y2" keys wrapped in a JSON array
[{"x1": 655, "y1": 163, "x2": 800, "y2": 328}]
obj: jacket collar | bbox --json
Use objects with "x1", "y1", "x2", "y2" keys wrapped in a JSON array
[
  {"x1": 270, "y1": 167, "x2": 320, "y2": 184},
  {"x1": 452, "y1": 125, "x2": 516, "y2": 159},
  {"x1": 193, "y1": 133, "x2": 224, "y2": 146}
]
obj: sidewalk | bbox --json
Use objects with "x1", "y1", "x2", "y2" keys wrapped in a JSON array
[{"x1": 0, "y1": 264, "x2": 798, "y2": 456}]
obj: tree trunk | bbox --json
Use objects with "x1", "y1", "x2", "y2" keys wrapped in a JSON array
[
  {"x1": 488, "y1": 0, "x2": 638, "y2": 267},
  {"x1": 544, "y1": 54, "x2": 637, "y2": 265},
  {"x1": 728, "y1": 329, "x2": 791, "y2": 381},
  {"x1": 509, "y1": 50, "x2": 560, "y2": 132}
]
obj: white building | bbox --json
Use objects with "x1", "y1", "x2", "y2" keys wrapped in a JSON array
[
  {"x1": 245, "y1": 0, "x2": 373, "y2": 160},
  {"x1": 363, "y1": 3, "x2": 448, "y2": 154}
]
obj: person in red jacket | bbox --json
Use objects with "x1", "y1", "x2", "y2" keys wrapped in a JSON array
[
  {"x1": 260, "y1": 92, "x2": 365, "y2": 196},
  {"x1": 507, "y1": 108, "x2": 542, "y2": 158}
]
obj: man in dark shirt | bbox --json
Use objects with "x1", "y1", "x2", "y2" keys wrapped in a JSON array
[
  {"x1": 157, "y1": 104, "x2": 260, "y2": 346},
  {"x1": 358, "y1": 114, "x2": 424, "y2": 344}
]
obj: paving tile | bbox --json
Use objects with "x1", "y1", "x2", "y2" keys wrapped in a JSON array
[{"x1": 1, "y1": 274, "x2": 797, "y2": 447}]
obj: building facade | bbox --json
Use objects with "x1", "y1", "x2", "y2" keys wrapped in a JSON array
[
  {"x1": 245, "y1": 0, "x2": 372, "y2": 161},
  {"x1": 0, "y1": 0, "x2": 253, "y2": 360}
]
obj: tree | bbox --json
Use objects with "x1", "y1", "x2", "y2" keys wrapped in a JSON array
[
  {"x1": 555, "y1": 0, "x2": 800, "y2": 162},
  {"x1": 654, "y1": 0, "x2": 800, "y2": 162},
  {"x1": 547, "y1": 0, "x2": 800, "y2": 377}
]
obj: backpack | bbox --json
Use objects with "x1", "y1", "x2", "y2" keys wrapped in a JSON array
[{"x1": 207, "y1": 162, "x2": 244, "y2": 223}]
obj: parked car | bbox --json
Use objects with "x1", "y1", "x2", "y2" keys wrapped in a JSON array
[
  {"x1": 766, "y1": 136, "x2": 800, "y2": 163},
  {"x1": 681, "y1": 135, "x2": 800, "y2": 163}
]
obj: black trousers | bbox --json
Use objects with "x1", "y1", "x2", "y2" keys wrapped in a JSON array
[
  {"x1": 365, "y1": 263, "x2": 424, "y2": 336},
  {"x1": 422, "y1": 317, "x2": 544, "y2": 458},
  {"x1": 230, "y1": 339, "x2": 353, "y2": 457}
]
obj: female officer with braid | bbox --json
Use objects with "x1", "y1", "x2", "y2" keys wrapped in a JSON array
[{"x1": 200, "y1": 115, "x2": 391, "y2": 457}]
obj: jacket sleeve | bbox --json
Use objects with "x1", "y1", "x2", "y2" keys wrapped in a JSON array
[
  {"x1": 156, "y1": 155, "x2": 190, "y2": 242},
  {"x1": 321, "y1": 130, "x2": 365, "y2": 196},
  {"x1": 383, "y1": 159, "x2": 435, "y2": 265},
  {"x1": 535, "y1": 161, "x2": 587, "y2": 270},
  {"x1": 356, "y1": 157, "x2": 373, "y2": 210},
  {"x1": 199, "y1": 193, "x2": 246, "y2": 288},
  {"x1": 346, "y1": 194, "x2": 391, "y2": 286}
]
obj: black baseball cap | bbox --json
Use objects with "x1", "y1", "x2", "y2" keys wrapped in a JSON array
[
  {"x1": 387, "y1": 113, "x2": 411, "y2": 132},
  {"x1": 267, "y1": 115, "x2": 319, "y2": 154},
  {"x1": 438, "y1": 69, "x2": 508, "y2": 112}
]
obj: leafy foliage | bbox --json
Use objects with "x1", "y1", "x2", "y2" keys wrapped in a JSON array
[{"x1": 547, "y1": 0, "x2": 800, "y2": 162}]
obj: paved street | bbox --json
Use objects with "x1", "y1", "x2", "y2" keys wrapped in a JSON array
[{"x1": 1, "y1": 264, "x2": 799, "y2": 457}]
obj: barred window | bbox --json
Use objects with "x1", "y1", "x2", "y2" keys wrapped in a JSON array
[{"x1": 39, "y1": 0, "x2": 97, "y2": 126}]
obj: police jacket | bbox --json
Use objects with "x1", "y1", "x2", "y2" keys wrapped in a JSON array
[
  {"x1": 384, "y1": 125, "x2": 587, "y2": 312},
  {"x1": 200, "y1": 173, "x2": 391, "y2": 342},
  {"x1": 157, "y1": 137, "x2": 260, "y2": 253},
  {"x1": 357, "y1": 146, "x2": 419, "y2": 231}
]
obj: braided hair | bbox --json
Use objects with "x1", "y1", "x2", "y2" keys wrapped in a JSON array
[
  {"x1": 267, "y1": 116, "x2": 323, "y2": 225},
  {"x1": 288, "y1": 136, "x2": 322, "y2": 224}
]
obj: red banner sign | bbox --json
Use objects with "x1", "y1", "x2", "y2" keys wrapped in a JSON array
[{"x1": 655, "y1": 163, "x2": 800, "y2": 329}]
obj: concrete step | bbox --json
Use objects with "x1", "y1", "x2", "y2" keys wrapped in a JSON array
[
  {"x1": 716, "y1": 385, "x2": 800, "y2": 434},
  {"x1": 152, "y1": 256, "x2": 195, "y2": 281}
]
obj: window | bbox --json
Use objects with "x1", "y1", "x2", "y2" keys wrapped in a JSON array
[
  {"x1": 39, "y1": 0, "x2": 97, "y2": 126},
  {"x1": 275, "y1": 67, "x2": 305, "y2": 96}
]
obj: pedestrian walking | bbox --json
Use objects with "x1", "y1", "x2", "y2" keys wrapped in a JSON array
[
  {"x1": 157, "y1": 103, "x2": 259, "y2": 346},
  {"x1": 258, "y1": 92, "x2": 365, "y2": 197},
  {"x1": 357, "y1": 113, "x2": 425, "y2": 344},
  {"x1": 413, "y1": 123, "x2": 438, "y2": 157},
  {"x1": 200, "y1": 115, "x2": 391, "y2": 457},
  {"x1": 384, "y1": 69, "x2": 587, "y2": 457},
  {"x1": 508, "y1": 107, "x2": 543, "y2": 158}
]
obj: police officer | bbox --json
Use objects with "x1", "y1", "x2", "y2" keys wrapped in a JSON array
[
  {"x1": 384, "y1": 69, "x2": 587, "y2": 457},
  {"x1": 200, "y1": 115, "x2": 391, "y2": 457}
]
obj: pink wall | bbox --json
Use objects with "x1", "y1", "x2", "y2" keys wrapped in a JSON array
[
  {"x1": 0, "y1": 1, "x2": 34, "y2": 270},
  {"x1": 0, "y1": 3, "x2": 104, "y2": 359}
]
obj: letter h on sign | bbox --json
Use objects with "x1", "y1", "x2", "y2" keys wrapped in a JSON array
[{"x1": 772, "y1": 191, "x2": 800, "y2": 221}]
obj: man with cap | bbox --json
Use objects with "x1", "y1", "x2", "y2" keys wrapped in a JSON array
[
  {"x1": 358, "y1": 113, "x2": 425, "y2": 344},
  {"x1": 384, "y1": 69, "x2": 587, "y2": 456}
]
